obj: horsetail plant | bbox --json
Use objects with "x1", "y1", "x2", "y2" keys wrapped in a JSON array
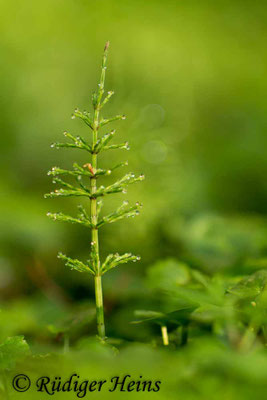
[{"x1": 45, "y1": 42, "x2": 144, "y2": 339}]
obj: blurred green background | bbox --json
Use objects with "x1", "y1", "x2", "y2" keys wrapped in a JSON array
[{"x1": 1, "y1": 0, "x2": 267, "y2": 399}]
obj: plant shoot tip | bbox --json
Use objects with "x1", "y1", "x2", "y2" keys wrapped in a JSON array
[{"x1": 104, "y1": 41, "x2": 110, "y2": 51}]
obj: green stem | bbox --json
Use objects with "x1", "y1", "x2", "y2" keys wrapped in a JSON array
[
  {"x1": 238, "y1": 323, "x2": 258, "y2": 352},
  {"x1": 92, "y1": 116, "x2": 105, "y2": 339},
  {"x1": 91, "y1": 43, "x2": 109, "y2": 339},
  {"x1": 94, "y1": 275, "x2": 105, "y2": 338}
]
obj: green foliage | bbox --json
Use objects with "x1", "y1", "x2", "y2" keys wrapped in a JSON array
[
  {"x1": 57, "y1": 253, "x2": 95, "y2": 275},
  {"x1": 0, "y1": 336, "x2": 29, "y2": 371},
  {"x1": 48, "y1": 307, "x2": 95, "y2": 336},
  {"x1": 140, "y1": 257, "x2": 267, "y2": 353},
  {"x1": 147, "y1": 258, "x2": 191, "y2": 290},
  {"x1": 101, "y1": 252, "x2": 141, "y2": 274},
  {"x1": 2, "y1": 3, "x2": 267, "y2": 398},
  {"x1": 133, "y1": 307, "x2": 195, "y2": 327}
]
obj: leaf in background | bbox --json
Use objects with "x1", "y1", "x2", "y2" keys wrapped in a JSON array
[
  {"x1": 0, "y1": 336, "x2": 30, "y2": 370},
  {"x1": 48, "y1": 307, "x2": 95, "y2": 336},
  {"x1": 227, "y1": 270, "x2": 267, "y2": 300},
  {"x1": 133, "y1": 307, "x2": 196, "y2": 326},
  {"x1": 147, "y1": 258, "x2": 191, "y2": 291}
]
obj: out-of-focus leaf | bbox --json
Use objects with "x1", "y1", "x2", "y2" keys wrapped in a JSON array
[
  {"x1": 147, "y1": 258, "x2": 191, "y2": 291},
  {"x1": 133, "y1": 306, "x2": 196, "y2": 326},
  {"x1": 0, "y1": 336, "x2": 30, "y2": 370},
  {"x1": 48, "y1": 306, "x2": 95, "y2": 336},
  {"x1": 227, "y1": 270, "x2": 267, "y2": 300}
]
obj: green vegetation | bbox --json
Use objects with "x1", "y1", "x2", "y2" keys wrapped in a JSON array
[
  {"x1": 45, "y1": 42, "x2": 143, "y2": 338},
  {"x1": 1, "y1": 1, "x2": 267, "y2": 399}
]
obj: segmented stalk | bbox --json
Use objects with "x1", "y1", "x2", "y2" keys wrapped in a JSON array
[{"x1": 91, "y1": 42, "x2": 109, "y2": 338}]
